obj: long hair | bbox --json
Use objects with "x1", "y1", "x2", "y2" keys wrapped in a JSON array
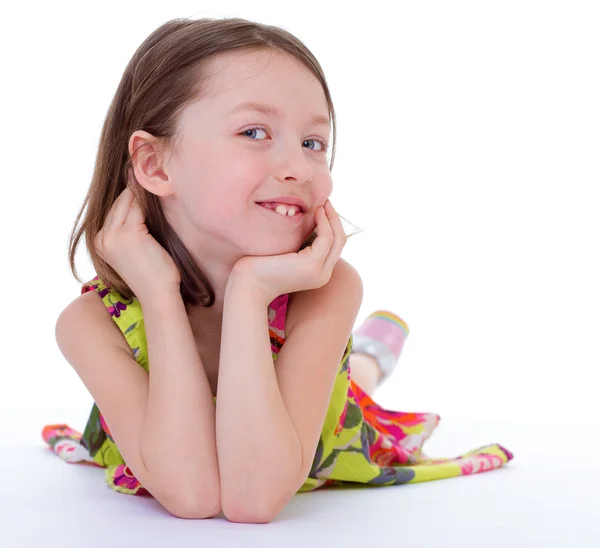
[{"x1": 68, "y1": 17, "x2": 362, "y2": 307}]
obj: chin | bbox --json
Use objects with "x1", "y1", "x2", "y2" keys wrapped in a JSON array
[{"x1": 242, "y1": 236, "x2": 305, "y2": 257}]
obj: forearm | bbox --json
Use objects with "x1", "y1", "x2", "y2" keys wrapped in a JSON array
[
  {"x1": 138, "y1": 291, "x2": 220, "y2": 501},
  {"x1": 216, "y1": 274, "x2": 303, "y2": 515}
]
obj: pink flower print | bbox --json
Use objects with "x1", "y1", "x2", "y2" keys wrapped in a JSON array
[
  {"x1": 107, "y1": 301, "x2": 127, "y2": 318},
  {"x1": 55, "y1": 439, "x2": 77, "y2": 456},
  {"x1": 370, "y1": 434, "x2": 411, "y2": 466},
  {"x1": 41, "y1": 424, "x2": 80, "y2": 443},
  {"x1": 54, "y1": 439, "x2": 96, "y2": 464},
  {"x1": 459, "y1": 459, "x2": 474, "y2": 475},
  {"x1": 113, "y1": 464, "x2": 142, "y2": 491},
  {"x1": 459, "y1": 453, "x2": 504, "y2": 475},
  {"x1": 81, "y1": 284, "x2": 98, "y2": 294}
]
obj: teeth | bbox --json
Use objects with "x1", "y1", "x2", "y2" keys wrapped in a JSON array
[{"x1": 275, "y1": 204, "x2": 299, "y2": 216}]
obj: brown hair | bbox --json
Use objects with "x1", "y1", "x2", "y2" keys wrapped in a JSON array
[{"x1": 68, "y1": 16, "x2": 361, "y2": 307}]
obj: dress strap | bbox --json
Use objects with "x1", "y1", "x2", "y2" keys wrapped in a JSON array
[
  {"x1": 81, "y1": 276, "x2": 148, "y2": 371},
  {"x1": 82, "y1": 276, "x2": 292, "y2": 365}
]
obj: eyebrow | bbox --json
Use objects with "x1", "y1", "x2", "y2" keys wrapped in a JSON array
[{"x1": 229, "y1": 101, "x2": 330, "y2": 127}]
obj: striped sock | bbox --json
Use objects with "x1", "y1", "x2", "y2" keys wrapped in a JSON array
[{"x1": 351, "y1": 310, "x2": 410, "y2": 382}]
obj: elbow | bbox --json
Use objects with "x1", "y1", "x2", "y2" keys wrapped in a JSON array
[
  {"x1": 220, "y1": 460, "x2": 305, "y2": 523},
  {"x1": 223, "y1": 502, "x2": 279, "y2": 524},
  {"x1": 159, "y1": 482, "x2": 222, "y2": 520},
  {"x1": 220, "y1": 463, "x2": 306, "y2": 523},
  {"x1": 222, "y1": 489, "x2": 291, "y2": 524},
  {"x1": 169, "y1": 497, "x2": 222, "y2": 521}
]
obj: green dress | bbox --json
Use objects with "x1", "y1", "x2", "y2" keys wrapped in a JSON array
[{"x1": 42, "y1": 275, "x2": 513, "y2": 496}]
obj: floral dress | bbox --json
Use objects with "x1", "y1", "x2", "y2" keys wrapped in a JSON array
[{"x1": 42, "y1": 276, "x2": 513, "y2": 497}]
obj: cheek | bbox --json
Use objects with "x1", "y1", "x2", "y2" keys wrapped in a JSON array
[
  {"x1": 178, "y1": 161, "x2": 260, "y2": 226},
  {"x1": 316, "y1": 171, "x2": 334, "y2": 202},
  {"x1": 202, "y1": 141, "x2": 266, "y2": 182}
]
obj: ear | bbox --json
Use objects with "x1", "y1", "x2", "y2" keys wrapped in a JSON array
[{"x1": 128, "y1": 130, "x2": 176, "y2": 197}]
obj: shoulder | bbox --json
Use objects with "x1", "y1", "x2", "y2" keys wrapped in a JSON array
[
  {"x1": 55, "y1": 288, "x2": 132, "y2": 359},
  {"x1": 285, "y1": 258, "x2": 363, "y2": 335},
  {"x1": 324, "y1": 258, "x2": 363, "y2": 303},
  {"x1": 59, "y1": 288, "x2": 112, "y2": 325}
]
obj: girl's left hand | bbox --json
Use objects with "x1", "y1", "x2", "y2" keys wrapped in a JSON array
[{"x1": 231, "y1": 200, "x2": 347, "y2": 303}]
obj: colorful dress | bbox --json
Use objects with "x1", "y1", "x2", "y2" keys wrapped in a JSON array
[{"x1": 42, "y1": 276, "x2": 513, "y2": 497}]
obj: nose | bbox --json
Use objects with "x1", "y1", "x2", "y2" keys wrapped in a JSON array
[{"x1": 274, "y1": 136, "x2": 313, "y2": 185}]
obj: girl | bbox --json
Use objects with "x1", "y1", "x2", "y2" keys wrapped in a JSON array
[{"x1": 42, "y1": 17, "x2": 513, "y2": 523}]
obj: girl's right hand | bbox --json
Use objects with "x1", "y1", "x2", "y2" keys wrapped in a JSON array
[{"x1": 94, "y1": 181, "x2": 181, "y2": 300}]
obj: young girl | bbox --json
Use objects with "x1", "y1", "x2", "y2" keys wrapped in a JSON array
[{"x1": 42, "y1": 16, "x2": 513, "y2": 523}]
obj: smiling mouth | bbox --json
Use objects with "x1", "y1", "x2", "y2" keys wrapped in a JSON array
[{"x1": 257, "y1": 202, "x2": 305, "y2": 221}]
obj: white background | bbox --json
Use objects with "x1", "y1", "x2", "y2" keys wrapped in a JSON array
[{"x1": 1, "y1": 0, "x2": 599, "y2": 545}]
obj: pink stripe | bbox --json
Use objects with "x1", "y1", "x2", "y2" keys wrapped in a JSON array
[{"x1": 353, "y1": 317, "x2": 406, "y2": 356}]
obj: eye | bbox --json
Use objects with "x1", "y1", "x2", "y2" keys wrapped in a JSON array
[
  {"x1": 303, "y1": 139, "x2": 328, "y2": 153},
  {"x1": 241, "y1": 127, "x2": 269, "y2": 140},
  {"x1": 241, "y1": 126, "x2": 328, "y2": 153}
]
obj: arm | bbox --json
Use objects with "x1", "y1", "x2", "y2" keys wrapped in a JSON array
[
  {"x1": 138, "y1": 290, "x2": 222, "y2": 516},
  {"x1": 216, "y1": 259, "x2": 363, "y2": 523},
  {"x1": 56, "y1": 290, "x2": 221, "y2": 519}
]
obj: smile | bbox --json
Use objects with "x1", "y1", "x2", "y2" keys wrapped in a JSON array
[{"x1": 256, "y1": 203, "x2": 305, "y2": 224}]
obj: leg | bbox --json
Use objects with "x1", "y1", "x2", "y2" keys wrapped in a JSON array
[
  {"x1": 350, "y1": 310, "x2": 410, "y2": 394},
  {"x1": 349, "y1": 352, "x2": 383, "y2": 397}
]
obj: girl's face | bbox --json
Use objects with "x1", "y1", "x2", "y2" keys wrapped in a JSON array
[{"x1": 161, "y1": 47, "x2": 333, "y2": 258}]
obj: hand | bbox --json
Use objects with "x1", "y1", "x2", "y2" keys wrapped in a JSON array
[
  {"x1": 231, "y1": 200, "x2": 347, "y2": 303},
  {"x1": 94, "y1": 173, "x2": 181, "y2": 300}
]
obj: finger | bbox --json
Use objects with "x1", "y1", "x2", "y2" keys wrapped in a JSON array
[
  {"x1": 327, "y1": 201, "x2": 347, "y2": 252},
  {"x1": 123, "y1": 187, "x2": 147, "y2": 230},
  {"x1": 305, "y1": 204, "x2": 334, "y2": 265},
  {"x1": 321, "y1": 200, "x2": 347, "y2": 273},
  {"x1": 103, "y1": 186, "x2": 134, "y2": 233}
]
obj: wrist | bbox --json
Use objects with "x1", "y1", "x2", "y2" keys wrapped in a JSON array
[
  {"x1": 136, "y1": 285, "x2": 183, "y2": 311},
  {"x1": 226, "y1": 267, "x2": 273, "y2": 307}
]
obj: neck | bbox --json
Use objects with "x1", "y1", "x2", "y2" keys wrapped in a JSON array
[
  {"x1": 184, "y1": 269, "x2": 229, "y2": 338},
  {"x1": 182, "y1": 244, "x2": 243, "y2": 339}
]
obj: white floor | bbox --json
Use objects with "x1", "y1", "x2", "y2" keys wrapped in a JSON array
[{"x1": 2, "y1": 408, "x2": 598, "y2": 548}]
